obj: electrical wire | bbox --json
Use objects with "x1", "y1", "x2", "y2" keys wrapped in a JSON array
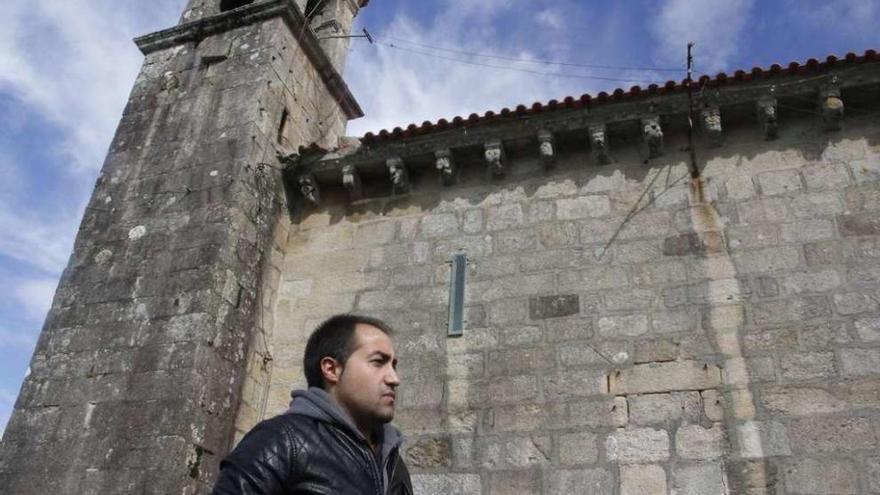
[
  {"x1": 381, "y1": 35, "x2": 687, "y2": 73},
  {"x1": 380, "y1": 42, "x2": 665, "y2": 85}
]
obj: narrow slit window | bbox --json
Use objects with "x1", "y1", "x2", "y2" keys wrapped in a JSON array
[
  {"x1": 277, "y1": 108, "x2": 290, "y2": 145},
  {"x1": 447, "y1": 253, "x2": 467, "y2": 337}
]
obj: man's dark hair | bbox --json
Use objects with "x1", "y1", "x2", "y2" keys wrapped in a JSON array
[{"x1": 303, "y1": 314, "x2": 395, "y2": 389}]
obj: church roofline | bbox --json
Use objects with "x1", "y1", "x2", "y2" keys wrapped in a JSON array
[
  {"x1": 134, "y1": 0, "x2": 364, "y2": 120},
  {"x1": 361, "y1": 49, "x2": 878, "y2": 144}
]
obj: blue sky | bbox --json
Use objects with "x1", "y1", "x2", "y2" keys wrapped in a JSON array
[{"x1": 0, "y1": 0, "x2": 877, "y2": 433}]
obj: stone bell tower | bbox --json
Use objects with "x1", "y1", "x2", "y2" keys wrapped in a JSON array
[{"x1": 0, "y1": 0, "x2": 365, "y2": 492}]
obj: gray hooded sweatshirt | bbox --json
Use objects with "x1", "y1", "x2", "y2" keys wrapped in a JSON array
[{"x1": 287, "y1": 387, "x2": 404, "y2": 494}]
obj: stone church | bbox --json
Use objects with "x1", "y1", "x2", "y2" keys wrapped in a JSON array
[{"x1": 2, "y1": 0, "x2": 880, "y2": 493}]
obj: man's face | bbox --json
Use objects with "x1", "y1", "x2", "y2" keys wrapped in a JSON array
[{"x1": 334, "y1": 324, "x2": 400, "y2": 427}]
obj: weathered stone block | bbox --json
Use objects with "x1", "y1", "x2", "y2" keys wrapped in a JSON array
[
  {"x1": 635, "y1": 261, "x2": 688, "y2": 286},
  {"x1": 628, "y1": 391, "x2": 702, "y2": 425},
  {"x1": 620, "y1": 464, "x2": 667, "y2": 495},
  {"x1": 671, "y1": 462, "x2": 728, "y2": 495},
  {"x1": 412, "y1": 474, "x2": 482, "y2": 495},
  {"x1": 609, "y1": 361, "x2": 721, "y2": 395},
  {"x1": 724, "y1": 174, "x2": 756, "y2": 200},
  {"x1": 545, "y1": 317, "x2": 593, "y2": 342},
  {"x1": 676, "y1": 423, "x2": 726, "y2": 459},
  {"x1": 701, "y1": 390, "x2": 725, "y2": 421},
  {"x1": 606, "y1": 427, "x2": 669, "y2": 463},
  {"x1": 758, "y1": 169, "x2": 802, "y2": 195},
  {"x1": 838, "y1": 212, "x2": 880, "y2": 236},
  {"x1": 612, "y1": 240, "x2": 664, "y2": 264},
  {"x1": 802, "y1": 162, "x2": 851, "y2": 191},
  {"x1": 839, "y1": 348, "x2": 880, "y2": 377},
  {"x1": 543, "y1": 369, "x2": 607, "y2": 398},
  {"x1": 558, "y1": 266, "x2": 629, "y2": 291},
  {"x1": 558, "y1": 431, "x2": 599, "y2": 465},
  {"x1": 758, "y1": 386, "x2": 847, "y2": 416},
  {"x1": 493, "y1": 229, "x2": 538, "y2": 254},
  {"x1": 784, "y1": 458, "x2": 859, "y2": 495},
  {"x1": 528, "y1": 294, "x2": 579, "y2": 319},
  {"x1": 662, "y1": 232, "x2": 723, "y2": 257},
  {"x1": 833, "y1": 292, "x2": 879, "y2": 315},
  {"x1": 557, "y1": 341, "x2": 629, "y2": 367},
  {"x1": 603, "y1": 288, "x2": 656, "y2": 311},
  {"x1": 487, "y1": 469, "x2": 541, "y2": 495},
  {"x1": 788, "y1": 415, "x2": 876, "y2": 453},
  {"x1": 736, "y1": 421, "x2": 791, "y2": 458},
  {"x1": 653, "y1": 310, "x2": 697, "y2": 333},
  {"x1": 405, "y1": 436, "x2": 451, "y2": 468},
  {"x1": 544, "y1": 468, "x2": 612, "y2": 494},
  {"x1": 486, "y1": 203, "x2": 525, "y2": 232},
  {"x1": 486, "y1": 348, "x2": 553, "y2": 377},
  {"x1": 476, "y1": 435, "x2": 551, "y2": 469},
  {"x1": 598, "y1": 314, "x2": 648, "y2": 338},
  {"x1": 632, "y1": 339, "x2": 678, "y2": 364},
  {"x1": 537, "y1": 222, "x2": 578, "y2": 248},
  {"x1": 780, "y1": 269, "x2": 841, "y2": 295},
  {"x1": 556, "y1": 195, "x2": 611, "y2": 220},
  {"x1": 778, "y1": 352, "x2": 836, "y2": 381},
  {"x1": 731, "y1": 246, "x2": 801, "y2": 274},
  {"x1": 855, "y1": 317, "x2": 880, "y2": 341},
  {"x1": 780, "y1": 218, "x2": 836, "y2": 243}
]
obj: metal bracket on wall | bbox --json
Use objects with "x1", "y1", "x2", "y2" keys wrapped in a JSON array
[{"x1": 447, "y1": 253, "x2": 467, "y2": 337}]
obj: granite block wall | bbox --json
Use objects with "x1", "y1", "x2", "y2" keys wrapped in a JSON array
[
  {"x1": 247, "y1": 114, "x2": 880, "y2": 493},
  {"x1": 0, "y1": 5, "x2": 351, "y2": 492}
]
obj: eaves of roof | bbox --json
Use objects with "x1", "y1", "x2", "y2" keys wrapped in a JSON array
[{"x1": 359, "y1": 49, "x2": 878, "y2": 145}]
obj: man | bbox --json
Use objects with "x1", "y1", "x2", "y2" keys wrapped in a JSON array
[{"x1": 213, "y1": 314, "x2": 413, "y2": 494}]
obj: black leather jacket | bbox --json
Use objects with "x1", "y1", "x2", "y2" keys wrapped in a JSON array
[{"x1": 212, "y1": 389, "x2": 412, "y2": 495}]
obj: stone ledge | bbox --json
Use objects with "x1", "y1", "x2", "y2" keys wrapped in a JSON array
[{"x1": 134, "y1": 0, "x2": 362, "y2": 120}]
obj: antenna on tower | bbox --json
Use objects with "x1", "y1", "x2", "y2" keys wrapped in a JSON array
[
  {"x1": 317, "y1": 27, "x2": 374, "y2": 43},
  {"x1": 686, "y1": 42, "x2": 700, "y2": 178}
]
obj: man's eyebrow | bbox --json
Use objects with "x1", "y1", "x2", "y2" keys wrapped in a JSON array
[{"x1": 368, "y1": 351, "x2": 393, "y2": 360}]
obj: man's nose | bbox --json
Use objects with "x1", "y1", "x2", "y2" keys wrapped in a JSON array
[{"x1": 386, "y1": 366, "x2": 400, "y2": 387}]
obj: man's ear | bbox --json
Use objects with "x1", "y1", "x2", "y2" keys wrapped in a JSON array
[{"x1": 319, "y1": 356, "x2": 343, "y2": 386}]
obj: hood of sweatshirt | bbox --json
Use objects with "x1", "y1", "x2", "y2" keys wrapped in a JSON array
[{"x1": 286, "y1": 387, "x2": 404, "y2": 480}]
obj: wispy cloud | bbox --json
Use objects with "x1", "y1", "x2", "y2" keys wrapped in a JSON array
[
  {"x1": 346, "y1": 5, "x2": 624, "y2": 136},
  {"x1": 0, "y1": 386, "x2": 19, "y2": 438},
  {"x1": 13, "y1": 278, "x2": 57, "y2": 322},
  {"x1": 0, "y1": 328, "x2": 37, "y2": 351},
  {"x1": 783, "y1": 0, "x2": 879, "y2": 45},
  {"x1": 535, "y1": 9, "x2": 564, "y2": 30},
  {"x1": 649, "y1": 0, "x2": 755, "y2": 73}
]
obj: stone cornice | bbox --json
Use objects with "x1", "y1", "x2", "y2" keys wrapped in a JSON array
[
  {"x1": 287, "y1": 61, "x2": 880, "y2": 186},
  {"x1": 134, "y1": 0, "x2": 363, "y2": 120}
]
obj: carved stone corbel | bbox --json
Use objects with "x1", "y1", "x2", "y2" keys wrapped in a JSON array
[
  {"x1": 342, "y1": 164, "x2": 362, "y2": 200},
  {"x1": 756, "y1": 98, "x2": 778, "y2": 140},
  {"x1": 641, "y1": 116, "x2": 664, "y2": 158},
  {"x1": 434, "y1": 148, "x2": 456, "y2": 186},
  {"x1": 588, "y1": 124, "x2": 611, "y2": 165},
  {"x1": 537, "y1": 130, "x2": 556, "y2": 168},
  {"x1": 484, "y1": 140, "x2": 506, "y2": 177},
  {"x1": 298, "y1": 173, "x2": 320, "y2": 206},
  {"x1": 386, "y1": 157, "x2": 410, "y2": 193},
  {"x1": 819, "y1": 76, "x2": 843, "y2": 131},
  {"x1": 700, "y1": 106, "x2": 723, "y2": 147}
]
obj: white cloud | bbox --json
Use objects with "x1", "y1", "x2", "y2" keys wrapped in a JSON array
[
  {"x1": 0, "y1": 207, "x2": 75, "y2": 274},
  {"x1": 649, "y1": 0, "x2": 755, "y2": 73},
  {"x1": 0, "y1": 328, "x2": 37, "y2": 351},
  {"x1": 0, "y1": 386, "x2": 19, "y2": 439},
  {"x1": 346, "y1": 9, "x2": 604, "y2": 137},
  {"x1": 0, "y1": 1, "x2": 184, "y2": 173},
  {"x1": 13, "y1": 278, "x2": 57, "y2": 322},
  {"x1": 536, "y1": 9, "x2": 564, "y2": 30},
  {"x1": 784, "y1": 0, "x2": 879, "y2": 44}
]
